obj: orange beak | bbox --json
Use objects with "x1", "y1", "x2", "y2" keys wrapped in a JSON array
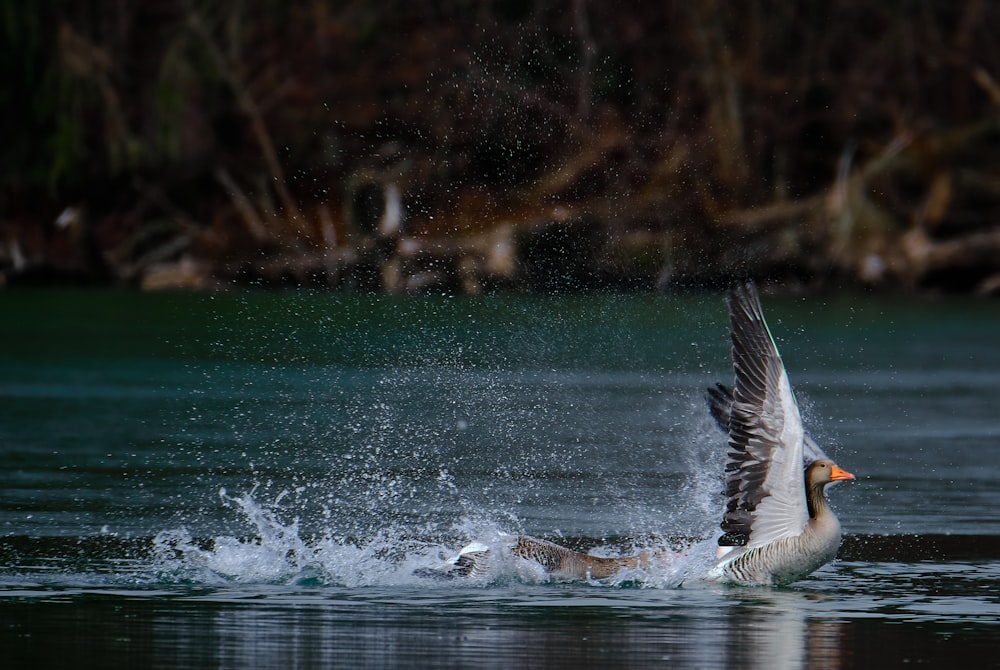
[{"x1": 830, "y1": 465, "x2": 856, "y2": 482}]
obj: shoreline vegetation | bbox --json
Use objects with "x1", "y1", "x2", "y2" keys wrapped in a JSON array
[{"x1": 4, "y1": 3, "x2": 1000, "y2": 295}]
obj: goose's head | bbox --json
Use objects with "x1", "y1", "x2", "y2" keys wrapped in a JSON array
[{"x1": 806, "y1": 459, "x2": 856, "y2": 488}]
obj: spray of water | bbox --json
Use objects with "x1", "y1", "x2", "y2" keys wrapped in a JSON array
[{"x1": 150, "y1": 383, "x2": 730, "y2": 589}]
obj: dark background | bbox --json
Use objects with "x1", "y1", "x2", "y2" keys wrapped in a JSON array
[{"x1": 4, "y1": 1, "x2": 1000, "y2": 294}]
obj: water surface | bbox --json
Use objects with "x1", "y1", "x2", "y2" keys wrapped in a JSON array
[{"x1": 2, "y1": 289, "x2": 999, "y2": 667}]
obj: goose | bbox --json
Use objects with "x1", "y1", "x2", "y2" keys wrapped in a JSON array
[{"x1": 431, "y1": 281, "x2": 854, "y2": 586}]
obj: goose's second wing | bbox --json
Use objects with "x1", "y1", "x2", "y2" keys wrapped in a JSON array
[
  {"x1": 721, "y1": 282, "x2": 809, "y2": 549},
  {"x1": 706, "y1": 383, "x2": 828, "y2": 465}
]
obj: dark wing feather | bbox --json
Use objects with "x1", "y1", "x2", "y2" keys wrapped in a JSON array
[{"x1": 706, "y1": 383, "x2": 733, "y2": 434}]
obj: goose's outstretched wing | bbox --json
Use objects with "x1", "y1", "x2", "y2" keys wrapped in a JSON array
[{"x1": 719, "y1": 282, "x2": 809, "y2": 549}]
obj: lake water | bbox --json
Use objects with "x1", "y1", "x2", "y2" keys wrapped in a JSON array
[{"x1": 2, "y1": 289, "x2": 999, "y2": 668}]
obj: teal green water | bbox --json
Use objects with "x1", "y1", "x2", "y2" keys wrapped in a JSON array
[{"x1": 2, "y1": 289, "x2": 999, "y2": 668}]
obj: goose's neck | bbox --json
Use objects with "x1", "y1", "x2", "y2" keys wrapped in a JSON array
[
  {"x1": 803, "y1": 481, "x2": 843, "y2": 564},
  {"x1": 806, "y1": 482, "x2": 831, "y2": 521}
]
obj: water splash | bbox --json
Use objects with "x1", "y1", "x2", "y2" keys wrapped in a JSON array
[{"x1": 149, "y1": 473, "x2": 723, "y2": 589}]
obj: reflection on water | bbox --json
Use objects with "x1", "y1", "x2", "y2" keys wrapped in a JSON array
[{"x1": 4, "y1": 576, "x2": 998, "y2": 669}]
